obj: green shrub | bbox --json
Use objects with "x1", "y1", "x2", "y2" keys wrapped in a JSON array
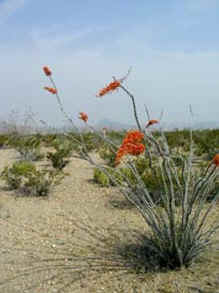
[
  {"x1": 0, "y1": 134, "x2": 9, "y2": 148},
  {"x1": 9, "y1": 135, "x2": 43, "y2": 161},
  {"x1": 47, "y1": 151, "x2": 70, "y2": 170},
  {"x1": 98, "y1": 145, "x2": 117, "y2": 167},
  {"x1": 165, "y1": 129, "x2": 190, "y2": 152},
  {"x1": 22, "y1": 169, "x2": 61, "y2": 196},
  {"x1": 68, "y1": 130, "x2": 108, "y2": 154},
  {"x1": 107, "y1": 130, "x2": 124, "y2": 144},
  {"x1": 1, "y1": 160, "x2": 60, "y2": 196},
  {"x1": 47, "y1": 138, "x2": 73, "y2": 170},
  {"x1": 93, "y1": 166, "x2": 132, "y2": 187},
  {"x1": 93, "y1": 168, "x2": 110, "y2": 187},
  {"x1": 193, "y1": 129, "x2": 219, "y2": 157},
  {"x1": 1, "y1": 160, "x2": 35, "y2": 189},
  {"x1": 93, "y1": 157, "x2": 164, "y2": 202},
  {"x1": 41, "y1": 133, "x2": 58, "y2": 146}
]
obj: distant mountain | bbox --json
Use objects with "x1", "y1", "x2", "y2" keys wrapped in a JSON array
[
  {"x1": 95, "y1": 119, "x2": 135, "y2": 130},
  {"x1": 95, "y1": 119, "x2": 219, "y2": 131},
  {"x1": 193, "y1": 121, "x2": 219, "y2": 130},
  {"x1": 164, "y1": 121, "x2": 219, "y2": 130}
]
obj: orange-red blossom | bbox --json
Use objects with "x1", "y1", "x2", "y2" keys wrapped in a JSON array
[
  {"x1": 146, "y1": 119, "x2": 159, "y2": 128},
  {"x1": 96, "y1": 80, "x2": 121, "y2": 97},
  {"x1": 115, "y1": 130, "x2": 145, "y2": 165},
  {"x1": 79, "y1": 112, "x2": 88, "y2": 123},
  {"x1": 213, "y1": 154, "x2": 219, "y2": 166},
  {"x1": 44, "y1": 87, "x2": 57, "y2": 94},
  {"x1": 123, "y1": 130, "x2": 144, "y2": 144},
  {"x1": 43, "y1": 66, "x2": 52, "y2": 76}
]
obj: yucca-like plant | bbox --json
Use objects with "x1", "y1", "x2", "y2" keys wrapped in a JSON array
[{"x1": 42, "y1": 66, "x2": 219, "y2": 270}]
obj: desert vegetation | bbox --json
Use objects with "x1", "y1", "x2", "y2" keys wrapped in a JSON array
[{"x1": 0, "y1": 66, "x2": 219, "y2": 292}]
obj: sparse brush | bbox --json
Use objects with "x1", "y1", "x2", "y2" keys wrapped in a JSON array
[
  {"x1": 93, "y1": 167, "x2": 111, "y2": 186},
  {"x1": 98, "y1": 145, "x2": 117, "y2": 167},
  {"x1": 165, "y1": 129, "x2": 190, "y2": 152},
  {"x1": 93, "y1": 157, "x2": 168, "y2": 204},
  {"x1": 47, "y1": 151, "x2": 70, "y2": 170},
  {"x1": 107, "y1": 130, "x2": 125, "y2": 144},
  {"x1": 52, "y1": 137, "x2": 73, "y2": 155},
  {"x1": 47, "y1": 138, "x2": 72, "y2": 170},
  {"x1": 9, "y1": 135, "x2": 43, "y2": 161},
  {"x1": 193, "y1": 129, "x2": 219, "y2": 157},
  {"x1": 41, "y1": 133, "x2": 58, "y2": 146},
  {"x1": 22, "y1": 169, "x2": 62, "y2": 196},
  {"x1": 0, "y1": 134, "x2": 9, "y2": 148},
  {"x1": 69, "y1": 131, "x2": 102, "y2": 153},
  {"x1": 1, "y1": 160, "x2": 35, "y2": 189},
  {"x1": 93, "y1": 167, "x2": 128, "y2": 187},
  {"x1": 1, "y1": 160, "x2": 61, "y2": 196}
]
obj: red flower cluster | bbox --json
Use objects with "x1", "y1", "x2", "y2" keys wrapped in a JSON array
[
  {"x1": 146, "y1": 119, "x2": 159, "y2": 128},
  {"x1": 123, "y1": 130, "x2": 144, "y2": 144},
  {"x1": 43, "y1": 66, "x2": 52, "y2": 76},
  {"x1": 79, "y1": 112, "x2": 88, "y2": 122},
  {"x1": 44, "y1": 87, "x2": 57, "y2": 94},
  {"x1": 96, "y1": 80, "x2": 121, "y2": 97},
  {"x1": 213, "y1": 154, "x2": 219, "y2": 166},
  {"x1": 115, "y1": 130, "x2": 145, "y2": 165}
]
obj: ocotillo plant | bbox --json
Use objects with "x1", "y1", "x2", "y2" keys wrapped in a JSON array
[{"x1": 42, "y1": 65, "x2": 219, "y2": 269}]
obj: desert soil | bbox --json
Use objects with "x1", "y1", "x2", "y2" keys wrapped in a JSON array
[
  {"x1": 0, "y1": 148, "x2": 219, "y2": 293},
  {"x1": 0, "y1": 148, "x2": 147, "y2": 293}
]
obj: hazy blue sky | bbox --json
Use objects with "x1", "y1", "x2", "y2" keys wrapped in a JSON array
[{"x1": 0, "y1": 0, "x2": 219, "y2": 127}]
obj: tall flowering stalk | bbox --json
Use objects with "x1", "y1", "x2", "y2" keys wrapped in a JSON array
[{"x1": 42, "y1": 66, "x2": 95, "y2": 162}]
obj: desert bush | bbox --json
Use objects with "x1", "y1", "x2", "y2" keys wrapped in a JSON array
[
  {"x1": 47, "y1": 150, "x2": 69, "y2": 170},
  {"x1": 1, "y1": 160, "x2": 60, "y2": 196},
  {"x1": 98, "y1": 145, "x2": 117, "y2": 167},
  {"x1": 93, "y1": 168, "x2": 111, "y2": 186},
  {"x1": 1, "y1": 160, "x2": 34, "y2": 189},
  {"x1": 165, "y1": 129, "x2": 190, "y2": 152},
  {"x1": 41, "y1": 133, "x2": 58, "y2": 146},
  {"x1": 9, "y1": 135, "x2": 43, "y2": 161},
  {"x1": 68, "y1": 131, "x2": 103, "y2": 153},
  {"x1": 93, "y1": 166, "x2": 132, "y2": 187},
  {"x1": 193, "y1": 129, "x2": 219, "y2": 158},
  {"x1": 93, "y1": 157, "x2": 176, "y2": 204},
  {"x1": 107, "y1": 130, "x2": 125, "y2": 144},
  {"x1": 47, "y1": 137, "x2": 73, "y2": 170},
  {"x1": 0, "y1": 134, "x2": 9, "y2": 148},
  {"x1": 22, "y1": 168, "x2": 61, "y2": 196}
]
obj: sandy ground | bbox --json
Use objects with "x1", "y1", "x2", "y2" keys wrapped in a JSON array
[
  {"x1": 0, "y1": 148, "x2": 147, "y2": 292},
  {"x1": 1, "y1": 148, "x2": 219, "y2": 293}
]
